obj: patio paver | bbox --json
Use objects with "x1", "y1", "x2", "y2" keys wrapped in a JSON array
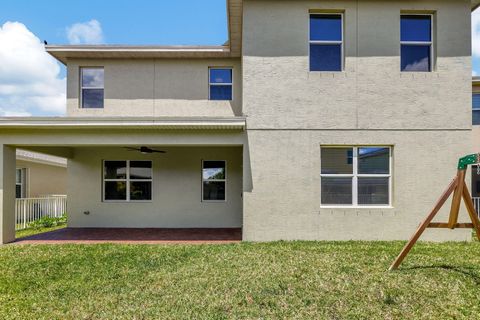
[{"x1": 14, "y1": 228, "x2": 242, "y2": 244}]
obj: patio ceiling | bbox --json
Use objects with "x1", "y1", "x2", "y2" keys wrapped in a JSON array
[
  {"x1": 0, "y1": 117, "x2": 246, "y2": 159},
  {"x1": 474, "y1": 0, "x2": 480, "y2": 10}
]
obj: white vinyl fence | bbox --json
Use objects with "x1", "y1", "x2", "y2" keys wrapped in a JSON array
[{"x1": 15, "y1": 195, "x2": 67, "y2": 230}]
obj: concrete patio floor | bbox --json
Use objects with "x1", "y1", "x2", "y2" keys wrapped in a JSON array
[{"x1": 14, "y1": 228, "x2": 242, "y2": 244}]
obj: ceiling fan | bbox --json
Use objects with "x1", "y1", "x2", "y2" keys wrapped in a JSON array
[{"x1": 124, "y1": 146, "x2": 166, "y2": 154}]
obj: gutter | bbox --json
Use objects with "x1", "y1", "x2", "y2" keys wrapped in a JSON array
[
  {"x1": 45, "y1": 45, "x2": 230, "y2": 53},
  {"x1": 0, "y1": 117, "x2": 246, "y2": 130},
  {"x1": 16, "y1": 155, "x2": 67, "y2": 168}
]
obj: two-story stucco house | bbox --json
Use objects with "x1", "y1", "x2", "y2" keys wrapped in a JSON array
[{"x1": 0, "y1": 0, "x2": 478, "y2": 244}]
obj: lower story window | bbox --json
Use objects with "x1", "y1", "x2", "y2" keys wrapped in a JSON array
[
  {"x1": 103, "y1": 160, "x2": 152, "y2": 201},
  {"x1": 320, "y1": 146, "x2": 391, "y2": 206},
  {"x1": 16, "y1": 168, "x2": 26, "y2": 198},
  {"x1": 202, "y1": 160, "x2": 226, "y2": 201}
]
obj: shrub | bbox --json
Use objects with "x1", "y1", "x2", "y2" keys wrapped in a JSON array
[
  {"x1": 29, "y1": 217, "x2": 55, "y2": 229},
  {"x1": 28, "y1": 213, "x2": 67, "y2": 229},
  {"x1": 57, "y1": 213, "x2": 67, "y2": 225}
]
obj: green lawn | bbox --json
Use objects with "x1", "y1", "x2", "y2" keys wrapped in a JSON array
[
  {"x1": 1, "y1": 241, "x2": 480, "y2": 319},
  {"x1": 15, "y1": 225, "x2": 66, "y2": 239}
]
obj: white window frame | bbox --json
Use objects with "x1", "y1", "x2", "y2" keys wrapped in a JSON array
[
  {"x1": 15, "y1": 168, "x2": 27, "y2": 199},
  {"x1": 320, "y1": 146, "x2": 392, "y2": 208},
  {"x1": 208, "y1": 67, "x2": 233, "y2": 101},
  {"x1": 102, "y1": 160, "x2": 153, "y2": 202},
  {"x1": 80, "y1": 67, "x2": 104, "y2": 108},
  {"x1": 201, "y1": 160, "x2": 227, "y2": 202},
  {"x1": 308, "y1": 12, "x2": 344, "y2": 72},
  {"x1": 400, "y1": 13, "x2": 434, "y2": 72}
]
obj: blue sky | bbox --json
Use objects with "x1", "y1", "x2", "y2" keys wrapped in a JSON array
[{"x1": 0, "y1": 0, "x2": 228, "y2": 46}]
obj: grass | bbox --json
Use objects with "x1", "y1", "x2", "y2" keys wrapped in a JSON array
[
  {"x1": 15, "y1": 224, "x2": 66, "y2": 239},
  {"x1": 1, "y1": 241, "x2": 480, "y2": 319}
]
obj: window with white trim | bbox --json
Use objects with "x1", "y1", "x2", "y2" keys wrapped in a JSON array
[
  {"x1": 321, "y1": 147, "x2": 391, "y2": 206},
  {"x1": 209, "y1": 68, "x2": 233, "y2": 100},
  {"x1": 16, "y1": 168, "x2": 26, "y2": 199},
  {"x1": 81, "y1": 67, "x2": 104, "y2": 108},
  {"x1": 309, "y1": 13, "x2": 343, "y2": 71},
  {"x1": 400, "y1": 14, "x2": 433, "y2": 72},
  {"x1": 202, "y1": 160, "x2": 226, "y2": 201},
  {"x1": 103, "y1": 160, "x2": 152, "y2": 201}
]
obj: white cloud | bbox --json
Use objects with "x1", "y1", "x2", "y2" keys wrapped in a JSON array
[
  {"x1": 473, "y1": 10, "x2": 480, "y2": 57},
  {"x1": 472, "y1": 10, "x2": 480, "y2": 76},
  {"x1": 403, "y1": 57, "x2": 429, "y2": 72},
  {"x1": 66, "y1": 19, "x2": 104, "y2": 44},
  {"x1": 0, "y1": 21, "x2": 66, "y2": 116}
]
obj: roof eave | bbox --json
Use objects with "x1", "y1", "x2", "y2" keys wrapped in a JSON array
[
  {"x1": 45, "y1": 0, "x2": 243, "y2": 63},
  {"x1": 16, "y1": 150, "x2": 67, "y2": 167},
  {"x1": 0, "y1": 117, "x2": 246, "y2": 130},
  {"x1": 45, "y1": 45, "x2": 232, "y2": 65}
]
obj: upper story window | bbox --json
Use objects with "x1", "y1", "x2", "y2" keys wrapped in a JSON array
[
  {"x1": 309, "y1": 13, "x2": 343, "y2": 72},
  {"x1": 473, "y1": 93, "x2": 480, "y2": 125},
  {"x1": 400, "y1": 14, "x2": 433, "y2": 72},
  {"x1": 209, "y1": 68, "x2": 233, "y2": 101},
  {"x1": 81, "y1": 67, "x2": 104, "y2": 108},
  {"x1": 321, "y1": 147, "x2": 391, "y2": 207}
]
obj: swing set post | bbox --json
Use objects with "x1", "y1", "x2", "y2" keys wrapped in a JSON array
[{"x1": 389, "y1": 154, "x2": 480, "y2": 271}]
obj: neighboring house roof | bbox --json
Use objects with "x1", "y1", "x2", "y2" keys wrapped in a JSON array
[
  {"x1": 473, "y1": 76, "x2": 480, "y2": 86},
  {"x1": 16, "y1": 149, "x2": 67, "y2": 167},
  {"x1": 47, "y1": 0, "x2": 243, "y2": 64}
]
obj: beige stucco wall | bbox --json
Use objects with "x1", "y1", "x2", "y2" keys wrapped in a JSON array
[
  {"x1": 66, "y1": 58, "x2": 242, "y2": 117},
  {"x1": 473, "y1": 126, "x2": 480, "y2": 150},
  {"x1": 67, "y1": 146, "x2": 242, "y2": 228},
  {"x1": 16, "y1": 160, "x2": 67, "y2": 197},
  {"x1": 241, "y1": 0, "x2": 473, "y2": 241},
  {"x1": 242, "y1": 130, "x2": 472, "y2": 241},
  {"x1": 243, "y1": 0, "x2": 471, "y2": 130}
]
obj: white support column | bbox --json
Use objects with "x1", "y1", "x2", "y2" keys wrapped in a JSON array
[{"x1": 0, "y1": 145, "x2": 16, "y2": 244}]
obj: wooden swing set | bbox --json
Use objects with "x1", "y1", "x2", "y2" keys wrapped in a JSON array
[{"x1": 389, "y1": 153, "x2": 480, "y2": 271}]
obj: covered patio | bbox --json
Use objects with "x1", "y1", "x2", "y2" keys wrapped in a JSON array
[
  {"x1": 14, "y1": 227, "x2": 242, "y2": 244},
  {"x1": 0, "y1": 117, "x2": 248, "y2": 244}
]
